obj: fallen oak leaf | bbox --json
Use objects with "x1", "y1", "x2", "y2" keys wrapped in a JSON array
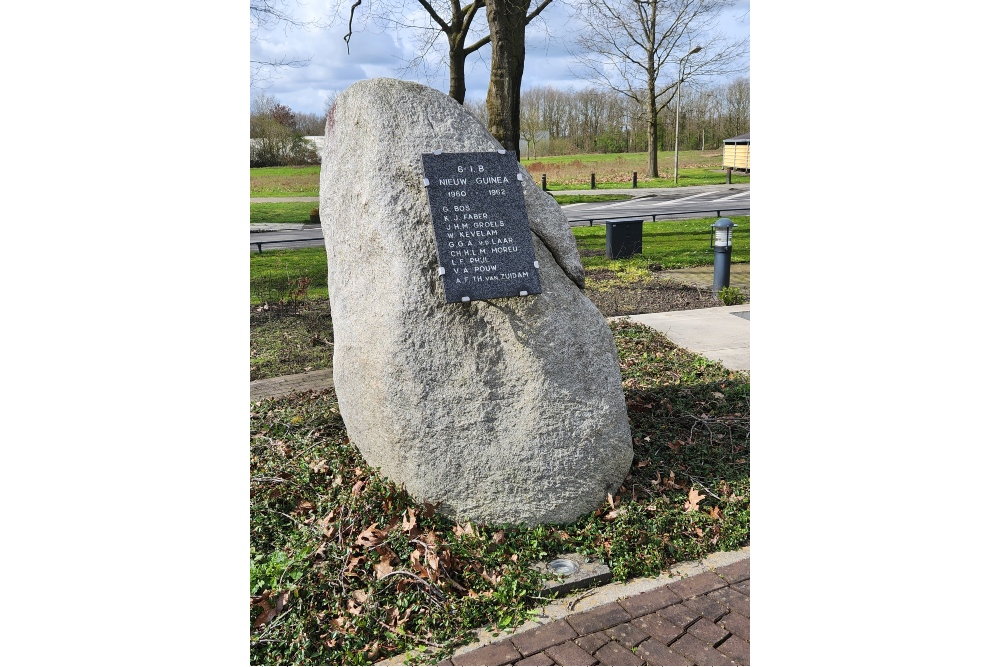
[
  {"x1": 355, "y1": 523, "x2": 386, "y2": 549},
  {"x1": 251, "y1": 589, "x2": 290, "y2": 628},
  {"x1": 375, "y1": 553, "x2": 395, "y2": 579},
  {"x1": 684, "y1": 486, "x2": 706, "y2": 513},
  {"x1": 344, "y1": 554, "x2": 365, "y2": 575},
  {"x1": 401, "y1": 508, "x2": 418, "y2": 536},
  {"x1": 662, "y1": 471, "x2": 684, "y2": 491},
  {"x1": 453, "y1": 522, "x2": 476, "y2": 537},
  {"x1": 347, "y1": 589, "x2": 368, "y2": 615}
]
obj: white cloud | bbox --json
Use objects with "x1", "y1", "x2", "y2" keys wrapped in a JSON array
[{"x1": 250, "y1": 0, "x2": 750, "y2": 115}]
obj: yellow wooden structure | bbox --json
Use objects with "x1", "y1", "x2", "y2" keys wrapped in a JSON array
[{"x1": 723, "y1": 133, "x2": 750, "y2": 172}]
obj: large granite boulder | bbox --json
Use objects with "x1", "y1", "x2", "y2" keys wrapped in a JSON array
[{"x1": 320, "y1": 78, "x2": 632, "y2": 525}]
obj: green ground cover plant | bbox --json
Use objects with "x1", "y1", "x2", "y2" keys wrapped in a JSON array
[
  {"x1": 250, "y1": 320, "x2": 750, "y2": 665},
  {"x1": 251, "y1": 301, "x2": 335, "y2": 381},
  {"x1": 251, "y1": 165, "x2": 321, "y2": 197},
  {"x1": 251, "y1": 202, "x2": 320, "y2": 224}
]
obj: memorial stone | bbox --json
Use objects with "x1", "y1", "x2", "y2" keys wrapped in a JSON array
[{"x1": 320, "y1": 78, "x2": 632, "y2": 525}]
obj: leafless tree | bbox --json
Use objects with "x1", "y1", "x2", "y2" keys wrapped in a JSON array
[
  {"x1": 519, "y1": 86, "x2": 546, "y2": 158},
  {"x1": 464, "y1": 97, "x2": 490, "y2": 128},
  {"x1": 723, "y1": 76, "x2": 749, "y2": 137},
  {"x1": 572, "y1": 0, "x2": 748, "y2": 176},
  {"x1": 337, "y1": 1, "x2": 491, "y2": 103},
  {"x1": 250, "y1": 0, "x2": 321, "y2": 88}
]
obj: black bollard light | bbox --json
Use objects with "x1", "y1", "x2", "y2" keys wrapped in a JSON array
[
  {"x1": 542, "y1": 173, "x2": 547, "y2": 191},
  {"x1": 591, "y1": 173, "x2": 596, "y2": 189},
  {"x1": 710, "y1": 218, "x2": 736, "y2": 294},
  {"x1": 632, "y1": 171, "x2": 637, "y2": 188}
]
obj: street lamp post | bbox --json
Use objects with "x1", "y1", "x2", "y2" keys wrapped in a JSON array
[{"x1": 673, "y1": 45, "x2": 702, "y2": 185}]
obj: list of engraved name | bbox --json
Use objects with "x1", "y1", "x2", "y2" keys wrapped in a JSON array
[{"x1": 437, "y1": 163, "x2": 528, "y2": 286}]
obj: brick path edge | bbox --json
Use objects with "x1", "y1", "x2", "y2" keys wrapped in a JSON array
[{"x1": 375, "y1": 546, "x2": 749, "y2": 666}]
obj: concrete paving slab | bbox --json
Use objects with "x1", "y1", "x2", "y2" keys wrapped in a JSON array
[{"x1": 615, "y1": 304, "x2": 750, "y2": 373}]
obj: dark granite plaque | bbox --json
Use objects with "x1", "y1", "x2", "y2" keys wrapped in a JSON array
[{"x1": 421, "y1": 151, "x2": 542, "y2": 303}]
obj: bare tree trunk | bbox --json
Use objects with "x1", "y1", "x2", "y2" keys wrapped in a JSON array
[
  {"x1": 448, "y1": 43, "x2": 468, "y2": 104},
  {"x1": 485, "y1": 0, "x2": 529, "y2": 158},
  {"x1": 647, "y1": 79, "x2": 658, "y2": 177}
]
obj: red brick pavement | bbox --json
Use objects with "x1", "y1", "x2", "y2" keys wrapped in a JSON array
[{"x1": 439, "y1": 559, "x2": 749, "y2": 666}]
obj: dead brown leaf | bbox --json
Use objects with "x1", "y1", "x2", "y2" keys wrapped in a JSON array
[
  {"x1": 252, "y1": 597, "x2": 275, "y2": 629},
  {"x1": 708, "y1": 506, "x2": 723, "y2": 520},
  {"x1": 453, "y1": 522, "x2": 476, "y2": 537},
  {"x1": 662, "y1": 471, "x2": 684, "y2": 491},
  {"x1": 667, "y1": 439, "x2": 685, "y2": 453},
  {"x1": 375, "y1": 553, "x2": 395, "y2": 579},
  {"x1": 421, "y1": 500, "x2": 442, "y2": 517},
  {"x1": 310, "y1": 459, "x2": 330, "y2": 474},
  {"x1": 684, "y1": 486, "x2": 706, "y2": 513},
  {"x1": 345, "y1": 554, "x2": 365, "y2": 575},
  {"x1": 351, "y1": 479, "x2": 367, "y2": 497},
  {"x1": 401, "y1": 507, "x2": 418, "y2": 537},
  {"x1": 355, "y1": 523, "x2": 386, "y2": 549},
  {"x1": 347, "y1": 589, "x2": 368, "y2": 615},
  {"x1": 251, "y1": 590, "x2": 289, "y2": 629}
]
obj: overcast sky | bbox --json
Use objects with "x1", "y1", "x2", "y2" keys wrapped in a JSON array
[{"x1": 251, "y1": 0, "x2": 750, "y2": 116}]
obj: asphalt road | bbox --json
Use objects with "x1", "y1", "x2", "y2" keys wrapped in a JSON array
[
  {"x1": 249, "y1": 185, "x2": 750, "y2": 253},
  {"x1": 560, "y1": 185, "x2": 749, "y2": 227}
]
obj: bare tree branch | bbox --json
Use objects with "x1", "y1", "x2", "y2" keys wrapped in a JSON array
[
  {"x1": 344, "y1": 0, "x2": 363, "y2": 53},
  {"x1": 571, "y1": 0, "x2": 748, "y2": 177}
]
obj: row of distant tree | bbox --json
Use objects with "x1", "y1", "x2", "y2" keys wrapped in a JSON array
[
  {"x1": 249, "y1": 95, "x2": 326, "y2": 167},
  {"x1": 250, "y1": 74, "x2": 748, "y2": 166},
  {"x1": 465, "y1": 78, "x2": 749, "y2": 158}
]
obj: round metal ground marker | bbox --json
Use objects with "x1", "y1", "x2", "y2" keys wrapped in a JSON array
[{"x1": 546, "y1": 558, "x2": 579, "y2": 576}]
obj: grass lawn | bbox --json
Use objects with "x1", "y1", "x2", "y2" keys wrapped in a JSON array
[
  {"x1": 574, "y1": 215, "x2": 749, "y2": 273},
  {"x1": 550, "y1": 194, "x2": 631, "y2": 205},
  {"x1": 251, "y1": 320, "x2": 750, "y2": 665},
  {"x1": 250, "y1": 151, "x2": 748, "y2": 198},
  {"x1": 251, "y1": 247, "x2": 329, "y2": 305},
  {"x1": 521, "y1": 149, "x2": 749, "y2": 190},
  {"x1": 251, "y1": 202, "x2": 318, "y2": 224},
  {"x1": 251, "y1": 165, "x2": 321, "y2": 197},
  {"x1": 248, "y1": 217, "x2": 748, "y2": 306}
]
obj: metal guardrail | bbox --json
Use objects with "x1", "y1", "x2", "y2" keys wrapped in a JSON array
[
  {"x1": 251, "y1": 237, "x2": 324, "y2": 253},
  {"x1": 565, "y1": 205, "x2": 750, "y2": 227},
  {"x1": 249, "y1": 205, "x2": 750, "y2": 252}
]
